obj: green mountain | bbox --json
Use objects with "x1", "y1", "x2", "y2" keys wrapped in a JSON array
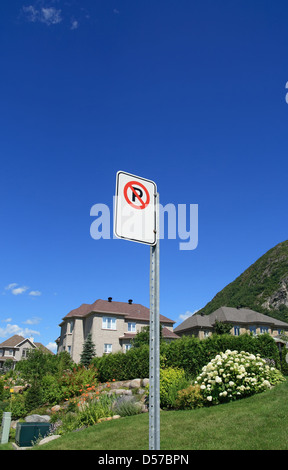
[{"x1": 198, "y1": 240, "x2": 288, "y2": 323}]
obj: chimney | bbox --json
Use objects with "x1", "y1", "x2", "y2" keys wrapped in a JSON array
[
  {"x1": 108, "y1": 297, "x2": 112, "y2": 302},
  {"x1": 128, "y1": 299, "x2": 133, "y2": 304}
]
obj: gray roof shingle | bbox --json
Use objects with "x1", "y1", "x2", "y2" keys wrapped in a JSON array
[{"x1": 174, "y1": 306, "x2": 288, "y2": 333}]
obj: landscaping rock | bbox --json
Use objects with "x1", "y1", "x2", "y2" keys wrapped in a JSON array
[
  {"x1": 51, "y1": 405, "x2": 61, "y2": 412},
  {"x1": 129, "y1": 379, "x2": 142, "y2": 389},
  {"x1": 142, "y1": 378, "x2": 149, "y2": 387},
  {"x1": 38, "y1": 435, "x2": 61, "y2": 446},
  {"x1": 25, "y1": 414, "x2": 51, "y2": 423},
  {"x1": 108, "y1": 389, "x2": 132, "y2": 396}
]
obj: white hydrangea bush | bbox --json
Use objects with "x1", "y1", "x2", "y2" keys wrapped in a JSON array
[{"x1": 195, "y1": 350, "x2": 285, "y2": 405}]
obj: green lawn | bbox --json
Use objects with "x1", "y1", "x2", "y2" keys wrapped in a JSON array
[{"x1": 31, "y1": 379, "x2": 288, "y2": 451}]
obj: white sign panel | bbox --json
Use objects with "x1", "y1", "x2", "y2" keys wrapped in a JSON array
[{"x1": 114, "y1": 171, "x2": 157, "y2": 245}]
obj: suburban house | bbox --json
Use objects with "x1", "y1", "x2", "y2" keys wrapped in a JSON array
[
  {"x1": 56, "y1": 297, "x2": 179, "y2": 362},
  {"x1": 174, "y1": 306, "x2": 288, "y2": 341},
  {"x1": 0, "y1": 335, "x2": 53, "y2": 370}
]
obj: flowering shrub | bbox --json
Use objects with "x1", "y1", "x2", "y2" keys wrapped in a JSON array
[
  {"x1": 195, "y1": 349, "x2": 285, "y2": 406},
  {"x1": 55, "y1": 383, "x2": 116, "y2": 433}
]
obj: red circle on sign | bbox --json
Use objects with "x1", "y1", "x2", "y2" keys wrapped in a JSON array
[{"x1": 123, "y1": 181, "x2": 150, "y2": 210}]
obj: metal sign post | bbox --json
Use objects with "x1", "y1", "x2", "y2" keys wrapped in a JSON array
[
  {"x1": 114, "y1": 171, "x2": 160, "y2": 450},
  {"x1": 149, "y1": 192, "x2": 160, "y2": 450}
]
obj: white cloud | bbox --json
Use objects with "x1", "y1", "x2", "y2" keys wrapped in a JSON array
[
  {"x1": 0, "y1": 323, "x2": 40, "y2": 339},
  {"x1": 70, "y1": 19, "x2": 78, "y2": 30},
  {"x1": 29, "y1": 290, "x2": 42, "y2": 296},
  {"x1": 11, "y1": 286, "x2": 29, "y2": 296},
  {"x1": 46, "y1": 341, "x2": 57, "y2": 353},
  {"x1": 5, "y1": 283, "x2": 29, "y2": 295},
  {"x1": 5, "y1": 283, "x2": 42, "y2": 296},
  {"x1": 3, "y1": 318, "x2": 12, "y2": 323},
  {"x1": 178, "y1": 309, "x2": 199, "y2": 322},
  {"x1": 23, "y1": 5, "x2": 62, "y2": 26},
  {"x1": 5, "y1": 283, "x2": 18, "y2": 290},
  {"x1": 179, "y1": 310, "x2": 193, "y2": 321},
  {"x1": 23, "y1": 317, "x2": 42, "y2": 325}
]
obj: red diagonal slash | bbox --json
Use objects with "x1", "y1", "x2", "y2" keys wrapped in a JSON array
[
  {"x1": 130, "y1": 184, "x2": 146, "y2": 208},
  {"x1": 124, "y1": 181, "x2": 150, "y2": 210}
]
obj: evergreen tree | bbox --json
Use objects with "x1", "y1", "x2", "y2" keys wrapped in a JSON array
[{"x1": 80, "y1": 334, "x2": 96, "y2": 367}]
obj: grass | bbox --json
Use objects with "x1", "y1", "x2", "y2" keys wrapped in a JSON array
[{"x1": 29, "y1": 379, "x2": 288, "y2": 451}]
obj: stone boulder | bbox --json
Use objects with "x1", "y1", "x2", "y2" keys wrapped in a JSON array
[
  {"x1": 129, "y1": 379, "x2": 142, "y2": 389},
  {"x1": 25, "y1": 414, "x2": 51, "y2": 423}
]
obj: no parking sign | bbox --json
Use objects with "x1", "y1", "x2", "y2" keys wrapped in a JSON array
[
  {"x1": 114, "y1": 170, "x2": 160, "y2": 450},
  {"x1": 114, "y1": 171, "x2": 157, "y2": 245}
]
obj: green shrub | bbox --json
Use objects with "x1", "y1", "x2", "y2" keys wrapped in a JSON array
[
  {"x1": 10, "y1": 394, "x2": 27, "y2": 419},
  {"x1": 0, "y1": 378, "x2": 4, "y2": 401},
  {"x1": 42, "y1": 374, "x2": 64, "y2": 405},
  {"x1": 159, "y1": 367, "x2": 189, "y2": 409},
  {"x1": 92, "y1": 346, "x2": 150, "y2": 382},
  {"x1": 163, "y1": 333, "x2": 281, "y2": 377},
  {"x1": 25, "y1": 382, "x2": 43, "y2": 412},
  {"x1": 280, "y1": 347, "x2": 288, "y2": 375},
  {"x1": 175, "y1": 384, "x2": 204, "y2": 410},
  {"x1": 91, "y1": 333, "x2": 281, "y2": 383}
]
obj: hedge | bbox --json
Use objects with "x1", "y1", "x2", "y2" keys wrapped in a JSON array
[{"x1": 92, "y1": 333, "x2": 281, "y2": 382}]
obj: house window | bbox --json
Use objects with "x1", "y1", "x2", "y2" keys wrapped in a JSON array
[
  {"x1": 5, "y1": 349, "x2": 14, "y2": 356},
  {"x1": 104, "y1": 343, "x2": 112, "y2": 354},
  {"x1": 125, "y1": 344, "x2": 132, "y2": 352},
  {"x1": 22, "y1": 349, "x2": 29, "y2": 358},
  {"x1": 234, "y1": 326, "x2": 240, "y2": 336},
  {"x1": 203, "y1": 330, "x2": 210, "y2": 338},
  {"x1": 67, "y1": 345, "x2": 71, "y2": 354},
  {"x1": 249, "y1": 326, "x2": 257, "y2": 336},
  {"x1": 69, "y1": 321, "x2": 74, "y2": 334},
  {"x1": 102, "y1": 317, "x2": 116, "y2": 330},
  {"x1": 128, "y1": 322, "x2": 136, "y2": 333},
  {"x1": 0, "y1": 349, "x2": 3, "y2": 356},
  {"x1": 260, "y1": 326, "x2": 268, "y2": 334}
]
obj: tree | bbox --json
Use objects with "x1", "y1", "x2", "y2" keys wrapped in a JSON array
[
  {"x1": 131, "y1": 326, "x2": 163, "y2": 348},
  {"x1": 213, "y1": 320, "x2": 233, "y2": 335},
  {"x1": 80, "y1": 334, "x2": 96, "y2": 367},
  {"x1": 15, "y1": 349, "x2": 48, "y2": 384}
]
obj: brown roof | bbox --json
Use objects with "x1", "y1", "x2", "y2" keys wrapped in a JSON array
[
  {"x1": 0, "y1": 335, "x2": 53, "y2": 354},
  {"x1": 34, "y1": 343, "x2": 54, "y2": 354},
  {"x1": 63, "y1": 299, "x2": 175, "y2": 324},
  {"x1": 162, "y1": 327, "x2": 180, "y2": 339},
  {"x1": 0, "y1": 335, "x2": 25, "y2": 348}
]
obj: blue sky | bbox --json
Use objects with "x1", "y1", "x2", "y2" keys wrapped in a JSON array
[{"x1": 1, "y1": 0, "x2": 288, "y2": 352}]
